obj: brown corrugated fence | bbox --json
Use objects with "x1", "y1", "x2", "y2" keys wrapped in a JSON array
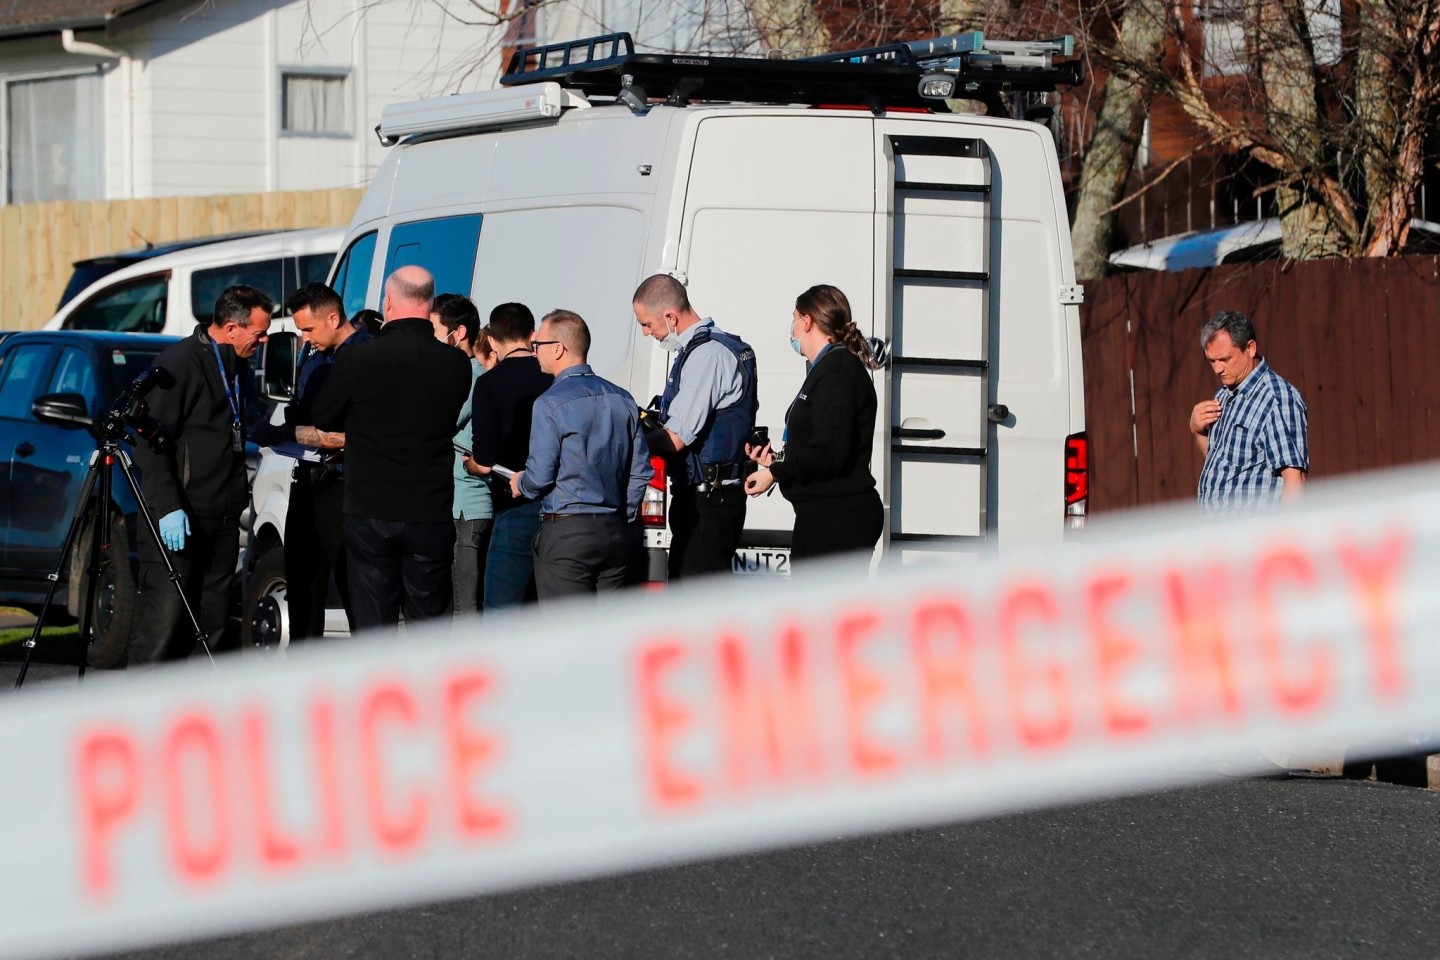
[{"x1": 1080, "y1": 257, "x2": 1440, "y2": 512}]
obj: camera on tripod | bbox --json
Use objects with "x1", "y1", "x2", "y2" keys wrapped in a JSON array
[{"x1": 96, "y1": 366, "x2": 172, "y2": 449}]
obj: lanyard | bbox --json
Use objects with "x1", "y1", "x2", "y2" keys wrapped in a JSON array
[{"x1": 210, "y1": 339, "x2": 241, "y2": 427}]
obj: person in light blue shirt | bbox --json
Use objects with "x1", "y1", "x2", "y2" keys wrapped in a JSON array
[
  {"x1": 432, "y1": 293, "x2": 494, "y2": 617},
  {"x1": 511, "y1": 309, "x2": 652, "y2": 600}
]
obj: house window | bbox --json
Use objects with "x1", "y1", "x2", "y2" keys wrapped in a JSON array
[
  {"x1": 1198, "y1": 0, "x2": 1247, "y2": 77},
  {"x1": 281, "y1": 71, "x2": 349, "y2": 136},
  {"x1": 6, "y1": 71, "x2": 103, "y2": 204}
]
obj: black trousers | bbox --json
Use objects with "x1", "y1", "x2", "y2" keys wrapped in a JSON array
[
  {"x1": 343, "y1": 516, "x2": 455, "y2": 632},
  {"x1": 285, "y1": 467, "x2": 351, "y2": 642},
  {"x1": 129, "y1": 511, "x2": 240, "y2": 664},
  {"x1": 533, "y1": 515, "x2": 630, "y2": 601},
  {"x1": 790, "y1": 491, "x2": 884, "y2": 568},
  {"x1": 668, "y1": 484, "x2": 746, "y2": 580}
]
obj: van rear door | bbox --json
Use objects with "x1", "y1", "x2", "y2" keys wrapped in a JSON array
[
  {"x1": 875, "y1": 118, "x2": 1080, "y2": 555},
  {"x1": 875, "y1": 124, "x2": 993, "y2": 556}
]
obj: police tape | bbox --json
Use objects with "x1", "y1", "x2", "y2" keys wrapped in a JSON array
[{"x1": 2, "y1": 464, "x2": 1438, "y2": 959}]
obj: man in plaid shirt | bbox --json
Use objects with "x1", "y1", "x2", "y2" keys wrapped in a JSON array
[{"x1": 1190, "y1": 311, "x2": 1308, "y2": 517}]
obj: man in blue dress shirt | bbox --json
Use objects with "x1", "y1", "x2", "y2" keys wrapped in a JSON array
[{"x1": 510, "y1": 309, "x2": 652, "y2": 600}]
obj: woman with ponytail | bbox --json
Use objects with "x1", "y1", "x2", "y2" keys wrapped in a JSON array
[{"x1": 744, "y1": 284, "x2": 883, "y2": 566}]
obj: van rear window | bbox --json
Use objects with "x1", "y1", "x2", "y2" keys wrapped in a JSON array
[{"x1": 193, "y1": 253, "x2": 335, "y2": 322}]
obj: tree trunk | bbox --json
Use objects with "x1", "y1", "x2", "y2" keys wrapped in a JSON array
[
  {"x1": 742, "y1": 0, "x2": 830, "y2": 55},
  {"x1": 1248, "y1": 0, "x2": 1345, "y2": 257},
  {"x1": 1356, "y1": 1, "x2": 1440, "y2": 256},
  {"x1": 1068, "y1": 0, "x2": 1169, "y2": 281}
]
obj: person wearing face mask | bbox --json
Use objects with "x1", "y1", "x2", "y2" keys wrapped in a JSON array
[
  {"x1": 743, "y1": 284, "x2": 882, "y2": 568},
  {"x1": 632, "y1": 274, "x2": 757, "y2": 580},
  {"x1": 127, "y1": 283, "x2": 275, "y2": 663}
]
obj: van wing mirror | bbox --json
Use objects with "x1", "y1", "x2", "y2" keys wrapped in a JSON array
[{"x1": 260, "y1": 331, "x2": 299, "y2": 401}]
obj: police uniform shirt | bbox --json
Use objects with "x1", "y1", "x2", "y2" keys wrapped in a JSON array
[{"x1": 662, "y1": 319, "x2": 746, "y2": 446}]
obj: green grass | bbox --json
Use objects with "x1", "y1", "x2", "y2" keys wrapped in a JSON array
[{"x1": 0, "y1": 625, "x2": 78, "y2": 647}]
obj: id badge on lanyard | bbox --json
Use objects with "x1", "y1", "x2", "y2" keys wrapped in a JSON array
[{"x1": 211, "y1": 340, "x2": 244, "y2": 453}]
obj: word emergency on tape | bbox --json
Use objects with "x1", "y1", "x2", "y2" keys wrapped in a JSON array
[{"x1": 2, "y1": 464, "x2": 1439, "y2": 960}]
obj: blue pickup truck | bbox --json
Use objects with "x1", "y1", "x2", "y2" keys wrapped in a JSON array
[{"x1": 0, "y1": 330, "x2": 178, "y2": 667}]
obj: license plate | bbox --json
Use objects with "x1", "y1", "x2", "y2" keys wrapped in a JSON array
[{"x1": 732, "y1": 547, "x2": 791, "y2": 575}]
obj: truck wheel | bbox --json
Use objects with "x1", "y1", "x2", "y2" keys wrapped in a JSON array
[
  {"x1": 84, "y1": 516, "x2": 137, "y2": 670},
  {"x1": 242, "y1": 543, "x2": 288, "y2": 654}
]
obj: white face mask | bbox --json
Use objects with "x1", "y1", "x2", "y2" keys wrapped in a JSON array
[{"x1": 656, "y1": 316, "x2": 681, "y2": 352}]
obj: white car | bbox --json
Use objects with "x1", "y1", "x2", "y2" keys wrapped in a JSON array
[
  {"x1": 1108, "y1": 218, "x2": 1440, "y2": 271},
  {"x1": 45, "y1": 227, "x2": 345, "y2": 338}
]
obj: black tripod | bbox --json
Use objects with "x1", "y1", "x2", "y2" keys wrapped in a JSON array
[{"x1": 13, "y1": 427, "x2": 214, "y2": 689}]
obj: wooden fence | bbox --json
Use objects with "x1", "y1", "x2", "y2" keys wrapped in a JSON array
[
  {"x1": 1082, "y1": 254, "x2": 1440, "y2": 509},
  {"x1": 2, "y1": 188, "x2": 364, "y2": 330},
  {"x1": 1081, "y1": 257, "x2": 1440, "y2": 513}
]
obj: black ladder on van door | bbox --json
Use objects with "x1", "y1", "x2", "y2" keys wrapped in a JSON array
[{"x1": 886, "y1": 135, "x2": 993, "y2": 544}]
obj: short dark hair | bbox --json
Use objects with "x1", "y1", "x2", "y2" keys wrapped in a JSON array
[
  {"x1": 488, "y1": 302, "x2": 535, "y2": 343},
  {"x1": 433, "y1": 293, "x2": 481, "y2": 347},
  {"x1": 214, "y1": 284, "x2": 275, "y2": 327},
  {"x1": 1200, "y1": 310, "x2": 1257, "y2": 350},
  {"x1": 541, "y1": 308, "x2": 590, "y2": 360},
  {"x1": 632, "y1": 274, "x2": 690, "y2": 314},
  {"x1": 286, "y1": 282, "x2": 345, "y2": 321},
  {"x1": 351, "y1": 308, "x2": 383, "y2": 336}
]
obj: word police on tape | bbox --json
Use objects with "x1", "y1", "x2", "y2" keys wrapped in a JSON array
[{"x1": 0, "y1": 464, "x2": 1436, "y2": 959}]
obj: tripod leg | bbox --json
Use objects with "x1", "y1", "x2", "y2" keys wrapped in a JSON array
[
  {"x1": 73, "y1": 451, "x2": 121, "y2": 681},
  {"x1": 14, "y1": 454, "x2": 104, "y2": 690},
  {"x1": 113, "y1": 450, "x2": 216, "y2": 667}
]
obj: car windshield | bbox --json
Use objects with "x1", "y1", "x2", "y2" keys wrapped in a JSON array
[{"x1": 107, "y1": 346, "x2": 162, "y2": 395}]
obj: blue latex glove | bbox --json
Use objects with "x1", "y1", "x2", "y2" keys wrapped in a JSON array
[{"x1": 159, "y1": 509, "x2": 190, "y2": 552}]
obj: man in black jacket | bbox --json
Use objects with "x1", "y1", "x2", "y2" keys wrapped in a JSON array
[
  {"x1": 129, "y1": 284, "x2": 274, "y2": 663},
  {"x1": 251, "y1": 283, "x2": 370, "y2": 641},
  {"x1": 312, "y1": 266, "x2": 472, "y2": 632}
]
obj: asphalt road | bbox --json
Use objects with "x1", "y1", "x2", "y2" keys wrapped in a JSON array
[{"x1": 85, "y1": 776, "x2": 1439, "y2": 960}]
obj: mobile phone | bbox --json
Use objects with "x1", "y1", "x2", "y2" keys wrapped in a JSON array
[
  {"x1": 452, "y1": 441, "x2": 472, "y2": 456},
  {"x1": 748, "y1": 425, "x2": 770, "y2": 448}
]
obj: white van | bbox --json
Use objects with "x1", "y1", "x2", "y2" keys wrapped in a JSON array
[
  {"x1": 45, "y1": 227, "x2": 344, "y2": 338},
  {"x1": 246, "y1": 31, "x2": 1089, "y2": 640}
]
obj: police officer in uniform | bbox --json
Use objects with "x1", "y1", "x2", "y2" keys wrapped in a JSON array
[{"x1": 632, "y1": 274, "x2": 757, "y2": 580}]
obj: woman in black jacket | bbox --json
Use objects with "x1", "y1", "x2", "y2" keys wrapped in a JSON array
[{"x1": 744, "y1": 284, "x2": 883, "y2": 565}]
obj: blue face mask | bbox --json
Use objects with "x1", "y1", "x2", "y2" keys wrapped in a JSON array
[{"x1": 790, "y1": 336, "x2": 803, "y2": 356}]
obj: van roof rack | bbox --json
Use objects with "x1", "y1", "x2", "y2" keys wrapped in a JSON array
[{"x1": 499, "y1": 31, "x2": 1081, "y2": 115}]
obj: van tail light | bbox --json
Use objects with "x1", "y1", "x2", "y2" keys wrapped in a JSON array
[
  {"x1": 1064, "y1": 432, "x2": 1088, "y2": 532},
  {"x1": 641, "y1": 455, "x2": 667, "y2": 527}
]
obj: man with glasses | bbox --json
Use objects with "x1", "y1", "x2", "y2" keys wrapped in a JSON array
[
  {"x1": 462, "y1": 302, "x2": 552, "y2": 608},
  {"x1": 511, "y1": 310, "x2": 651, "y2": 600}
]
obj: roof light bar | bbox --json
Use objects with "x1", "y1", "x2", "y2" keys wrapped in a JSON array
[{"x1": 375, "y1": 82, "x2": 584, "y2": 146}]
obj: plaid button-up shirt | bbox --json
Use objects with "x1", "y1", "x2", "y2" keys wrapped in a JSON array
[{"x1": 1197, "y1": 359, "x2": 1308, "y2": 517}]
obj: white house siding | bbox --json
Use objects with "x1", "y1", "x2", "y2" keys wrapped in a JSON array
[{"x1": 0, "y1": 0, "x2": 735, "y2": 206}]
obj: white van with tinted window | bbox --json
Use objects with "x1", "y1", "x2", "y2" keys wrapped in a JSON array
[
  {"x1": 249, "y1": 31, "x2": 1088, "y2": 639},
  {"x1": 44, "y1": 227, "x2": 343, "y2": 338}
]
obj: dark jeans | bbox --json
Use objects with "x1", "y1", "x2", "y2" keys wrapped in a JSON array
[
  {"x1": 285, "y1": 467, "x2": 351, "y2": 642},
  {"x1": 129, "y1": 511, "x2": 239, "y2": 664},
  {"x1": 790, "y1": 490, "x2": 884, "y2": 568},
  {"x1": 668, "y1": 484, "x2": 746, "y2": 580},
  {"x1": 343, "y1": 515, "x2": 455, "y2": 632},
  {"x1": 453, "y1": 516, "x2": 492, "y2": 618},
  {"x1": 533, "y1": 514, "x2": 630, "y2": 601},
  {"x1": 484, "y1": 500, "x2": 541, "y2": 609}
]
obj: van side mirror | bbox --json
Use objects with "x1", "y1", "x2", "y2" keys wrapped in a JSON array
[
  {"x1": 33, "y1": 392, "x2": 93, "y2": 428},
  {"x1": 260, "y1": 332, "x2": 299, "y2": 401}
]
